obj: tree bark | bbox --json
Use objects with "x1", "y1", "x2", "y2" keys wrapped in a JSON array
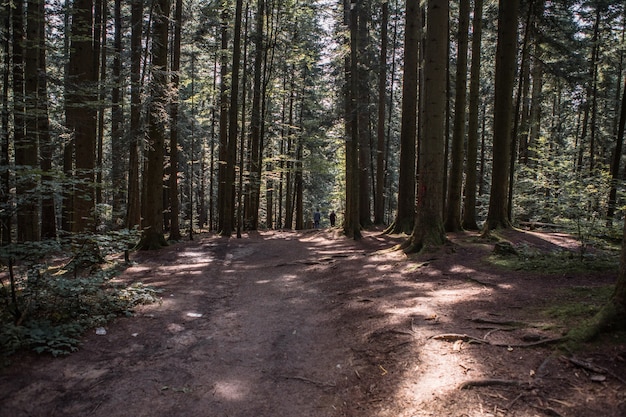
[
  {"x1": 19, "y1": 0, "x2": 41, "y2": 242},
  {"x1": 387, "y1": 0, "x2": 419, "y2": 235},
  {"x1": 126, "y1": 0, "x2": 143, "y2": 230},
  {"x1": 0, "y1": 3, "x2": 10, "y2": 244},
  {"x1": 462, "y1": 0, "x2": 483, "y2": 231},
  {"x1": 168, "y1": 0, "x2": 183, "y2": 241},
  {"x1": 139, "y1": 0, "x2": 170, "y2": 249},
  {"x1": 484, "y1": 0, "x2": 519, "y2": 232},
  {"x1": 111, "y1": 0, "x2": 125, "y2": 226},
  {"x1": 245, "y1": 0, "x2": 265, "y2": 230},
  {"x1": 66, "y1": 0, "x2": 97, "y2": 234},
  {"x1": 444, "y1": 0, "x2": 470, "y2": 232},
  {"x1": 374, "y1": 0, "x2": 389, "y2": 225},
  {"x1": 404, "y1": 0, "x2": 447, "y2": 253}
]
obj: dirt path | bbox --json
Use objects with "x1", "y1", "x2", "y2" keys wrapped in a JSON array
[{"x1": 1, "y1": 229, "x2": 625, "y2": 416}]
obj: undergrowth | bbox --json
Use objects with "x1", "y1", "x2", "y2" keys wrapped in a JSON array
[
  {"x1": 487, "y1": 244, "x2": 619, "y2": 274},
  {"x1": 0, "y1": 230, "x2": 161, "y2": 360}
]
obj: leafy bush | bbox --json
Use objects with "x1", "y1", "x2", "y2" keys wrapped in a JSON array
[{"x1": 0, "y1": 230, "x2": 160, "y2": 359}]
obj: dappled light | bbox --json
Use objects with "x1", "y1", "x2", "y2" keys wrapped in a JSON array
[{"x1": 2, "y1": 230, "x2": 623, "y2": 416}]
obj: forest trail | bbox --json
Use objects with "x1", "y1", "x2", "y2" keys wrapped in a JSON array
[{"x1": 1, "y1": 229, "x2": 625, "y2": 416}]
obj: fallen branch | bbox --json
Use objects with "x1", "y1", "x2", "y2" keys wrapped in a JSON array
[{"x1": 459, "y1": 379, "x2": 529, "y2": 390}]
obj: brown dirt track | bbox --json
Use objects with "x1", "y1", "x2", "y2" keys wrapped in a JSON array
[{"x1": 1, "y1": 228, "x2": 625, "y2": 416}]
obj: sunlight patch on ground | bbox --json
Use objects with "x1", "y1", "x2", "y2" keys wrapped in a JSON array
[{"x1": 212, "y1": 379, "x2": 249, "y2": 401}]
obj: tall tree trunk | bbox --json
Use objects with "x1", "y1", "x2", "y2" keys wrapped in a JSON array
[
  {"x1": 19, "y1": 0, "x2": 41, "y2": 242},
  {"x1": 111, "y1": 0, "x2": 125, "y2": 225},
  {"x1": 444, "y1": 0, "x2": 469, "y2": 232},
  {"x1": 168, "y1": 0, "x2": 183, "y2": 241},
  {"x1": 66, "y1": 0, "x2": 97, "y2": 233},
  {"x1": 374, "y1": 0, "x2": 388, "y2": 225},
  {"x1": 94, "y1": 0, "x2": 105, "y2": 206},
  {"x1": 462, "y1": 0, "x2": 483, "y2": 231},
  {"x1": 139, "y1": 0, "x2": 170, "y2": 249},
  {"x1": 246, "y1": 0, "x2": 265, "y2": 230},
  {"x1": 608, "y1": 76, "x2": 626, "y2": 224},
  {"x1": 126, "y1": 0, "x2": 142, "y2": 230},
  {"x1": 404, "y1": 0, "x2": 447, "y2": 252},
  {"x1": 36, "y1": 0, "x2": 55, "y2": 239},
  {"x1": 217, "y1": 9, "x2": 229, "y2": 233},
  {"x1": 357, "y1": 1, "x2": 371, "y2": 227},
  {"x1": 387, "y1": 0, "x2": 419, "y2": 235},
  {"x1": 483, "y1": 0, "x2": 519, "y2": 232},
  {"x1": 608, "y1": 16, "x2": 626, "y2": 224},
  {"x1": 0, "y1": 2, "x2": 10, "y2": 244},
  {"x1": 221, "y1": 0, "x2": 244, "y2": 237},
  {"x1": 345, "y1": 0, "x2": 361, "y2": 239}
]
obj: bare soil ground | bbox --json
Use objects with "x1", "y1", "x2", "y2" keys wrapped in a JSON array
[{"x1": 1, "y1": 228, "x2": 625, "y2": 417}]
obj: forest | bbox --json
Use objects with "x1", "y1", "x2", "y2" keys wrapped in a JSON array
[{"x1": 1, "y1": 0, "x2": 626, "y2": 362}]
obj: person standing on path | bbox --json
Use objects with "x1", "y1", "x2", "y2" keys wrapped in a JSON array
[
  {"x1": 314, "y1": 208, "x2": 321, "y2": 228},
  {"x1": 329, "y1": 210, "x2": 336, "y2": 227}
]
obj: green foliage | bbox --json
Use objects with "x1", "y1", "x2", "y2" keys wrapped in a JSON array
[
  {"x1": 487, "y1": 244, "x2": 619, "y2": 274},
  {"x1": 0, "y1": 230, "x2": 159, "y2": 359}
]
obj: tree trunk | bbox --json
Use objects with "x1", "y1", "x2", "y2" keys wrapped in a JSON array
[
  {"x1": 462, "y1": 0, "x2": 483, "y2": 231},
  {"x1": 444, "y1": 0, "x2": 469, "y2": 232},
  {"x1": 66, "y1": 0, "x2": 97, "y2": 234},
  {"x1": 357, "y1": 1, "x2": 371, "y2": 227},
  {"x1": 221, "y1": 0, "x2": 244, "y2": 237},
  {"x1": 374, "y1": 0, "x2": 388, "y2": 225},
  {"x1": 345, "y1": 0, "x2": 361, "y2": 239},
  {"x1": 483, "y1": 0, "x2": 519, "y2": 232},
  {"x1": 404, "y1": 0, "x2": 447, "y2": 253},
  {"x1": 246, "y1": 0, "x2": 265, "y2": 231},
  {"x1": 608, "y1": 76, "x2": 626, "y2": 223},
  {"x1": 19, "y1": 0, "x2": 41, "y2": 242},
  {"x1": 126, "y1": 0, "x2": 143, "y2": 230},
  {"x1": 111, "y1": 0, "x2": 125, "y2": 226},
  {"x1": 217, "y1": 9, "x2": 229, "y2": 233},
  {"x1": 387, "y1": 0, "x2": 419, "y2": 235},
  {"x1": 168, "y1": 0, "x2": 183, "y2": 241},
  {"x1": 139, "y1": 0, "x2": 170, "y2": 250},
  {"x1": 0, "y1": 3, "x2": 10, "y2": 244},
  {"x1": 35, "y1": 0, "x2": 55, "y2": 239},
  {"x1": 94, "y1": 0, "x2": 105, "y2": 206}
]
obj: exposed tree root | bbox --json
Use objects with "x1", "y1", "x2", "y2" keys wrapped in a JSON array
[
  {"x1": 459, "y1": 378, "x2": 529, "y2": 389},
  {"x1": 431, "y1": 333, "x2": 565, "y2": 348}
]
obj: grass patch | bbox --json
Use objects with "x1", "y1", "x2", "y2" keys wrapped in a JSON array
[
  {"x1": 486, "y1": 246, "x2": 619, "y2": 274},
  {"x1": 538, "y1": 285, "x2": 614, "y2": 331}
]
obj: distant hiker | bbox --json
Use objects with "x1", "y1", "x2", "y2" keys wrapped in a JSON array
[
  {"x1": 329, "y1": 210, "x2": 336, "y2": 227},
  {"x1": 314, "y1": 208, "x2": 321, "y2": 229}
]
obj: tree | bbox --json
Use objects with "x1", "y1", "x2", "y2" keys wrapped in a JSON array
[
  {"x1": 444, "y1": 0, "x2": 470, "y2": 232},
  {"x1": 139, "y1": 0, "x2": 170, "y2": 249},
  {"x1": 374, "y1": 0, "x2": 389, "y2": 225},
  {"x1": 168, "y1": 0, "x2": 183, "y2": 241},
  {"x1": 403, "y1": 0, "x2": 447, "y2": 253},
  {"x1": 0, "y1": 2, "x2": 10, "y2": 244},
  {"x1": 18, "y1": 0, "x2": 42, "y2": 242},
  {"x1": 126, "y1": 0, "x2": 143, "y2": 230},
  {"x1": 386, "y1": 0, "x2": 420, "y2": 235},
  {"x1": 483, "y1": 0, "x2": 519, "y2": 232},
  {"x1": 66, "y1": 0, "x2": 97, "y2": 233},
  {"x1": 245, "y1": 0, "x2": 265, "y2": 231},
  {"x1": 36, "y1": 0, "x2": 55, "y2": 239},
  {"x1": 461, "y1": 0, "x2": 483, "y2": 231},
  {"x1": 111, "y1": 0, "x2": 125, "y2": 225},
  {"x1": 344, "y1": 0, "x2": 361, "y2": 239}
]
